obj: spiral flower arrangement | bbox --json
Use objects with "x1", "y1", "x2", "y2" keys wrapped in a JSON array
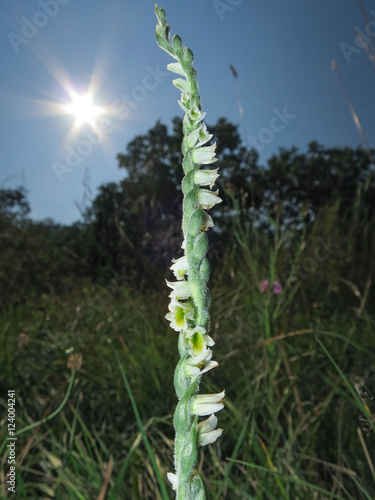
[{"x1": 155, "y1": 6, "x2": 224, "y2": 499}]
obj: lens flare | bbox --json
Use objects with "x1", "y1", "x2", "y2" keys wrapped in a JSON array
[{"x1": 65, "y1": 92, "x2": 102, "y2": 126}]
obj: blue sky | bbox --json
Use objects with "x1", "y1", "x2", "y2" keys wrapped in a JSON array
[{"x1": 1, "y1": 0, "x2": 374, "y2": 224}]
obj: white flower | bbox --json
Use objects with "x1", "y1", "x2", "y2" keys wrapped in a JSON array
[
  {"x1": 178, "y1": 93, "x2": 192, "y2": 113},
  {"x1": 185, "y1": 128, "x2": 201, "y2": 149},
  {"x1": 191, "y1": 342, "x2": 211, "y2": 361},
  {"x1": 194, "y1": 168, "x2": 219, "y2": 187},
  {"x1": 196, "y1": 123, "x2": 213, "y2": 147},
  {"x1": 167, "y1": 472, "x2": 177, "y2": 491},
  {"x1": 186, "y1": 123, "x2": 213, "y2": 149},
  {"x1": 191, "y1": 391, "x2": 225, "y2": 416},
  {"x1": 178, "y1": 99, "x2": 189, "y2": 113},
  {"x1": 184, "y1": 327, "x2": 215, "y2": 353},
  {"x1": 182, "y1": 325, "x2": 218, "y2": 376},
  {"x1": 201, "y1": 211, "x2": 214, "y2": 231},
  {"x1": 197, "y1": 414, "x2": 223, "y2": 447},
  {"x1": 185, "y1": 333, "x2": 217, "y2": 376},
  {"x1": 191, "y1": 144, "x2": 217, "y2": 165},
  {"x1": 170, "y1": 256, "x2": 188, "y2": 280},
  {"x1": 184, "y1": 325, "x2": 206, "y2": 339},
  {"x1": 198, "y1": 189, "x2": 222, "y2": 209},
  {"x1": 187, "y1": 103, "x2": 206, "y2": 125},
  {"x1": 198, "y1": 413, "x2": 217, "y2": 433},
  {"x1": 203, "y1": 335, "x2": 215, "y2": 347},
  {"x1": 193, "y1": 342, "x2": 211, "y2": 360},
  {"x1": 166, "y1": 280, "x2": 192, "y2": 300},
  {"x1": 165, "y1": 300, "x2": 193, "y2": 332},
  {"x1": 185, "y1": 359, "x2": 218, "y2": 377},
  {"x1": 188, "y1": 333, "x2": 215, "y2": 355}
]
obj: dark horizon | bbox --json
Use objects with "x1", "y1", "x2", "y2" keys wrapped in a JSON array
[{"x1": 1, "y1": 0, "x2": 375, "y2": 225}]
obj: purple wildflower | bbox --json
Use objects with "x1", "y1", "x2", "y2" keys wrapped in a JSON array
[
  {"x1": 261, "y1": 280, "x2": 269, "y2": 292},
  {"x1": 261, "y1": 279, "x2": 283, "y2": 294}
]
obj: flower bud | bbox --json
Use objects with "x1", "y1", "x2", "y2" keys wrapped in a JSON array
[
  {"x1": 197, "y1": 189, "x2": 222, "y2": 209},
  {"x1": 167, "y1": 62, "x2": 186, "y2": 76},
  {"x1": 191, "y1": 391, "x2": 225, "y2": 416},
  {"x1": 191, "y1": 144, "x2": 217, "y2": 165},
  {"x1": 167, "y1": 472, "x2": 177, "y2": 491},
  {"x1": 194, "y1": 168, "x2": 219, "y2": 187},
  {"x1": 197, "y1": 414, "x2": 223, "y2": 446},
  {"x1": 166, "y1": 280, "x2": 192, "y2": 300},
  {"x1": 172, "y1": 34, "x2": 182, "y2": 51},
  {"x1": 173, "y1": 78, "x2": 190, "y2": 94}
]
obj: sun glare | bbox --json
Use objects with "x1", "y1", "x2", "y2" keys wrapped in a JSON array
[{"x1": 65, "y1": 92, "x2": 101, "y2": 126}]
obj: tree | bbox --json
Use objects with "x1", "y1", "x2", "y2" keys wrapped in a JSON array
[
  {"x1": 0, "y1": 188, "x2": 91, "y2": 308},
  {"x1": 87, "y1": 117, "x2": 375, "y2": 283},
  {"x1": 0, "y1": 186, "x2": 30, "y2": 221},
  {"x1": 84, "y1": 117, "x2": 263, "y2": 282},
  {"x1": 265, "y1": 141, "x2": 375, "y2": 226},
  {"x1": 116, "y1": 116, "x2": 263, "y2": 244}
]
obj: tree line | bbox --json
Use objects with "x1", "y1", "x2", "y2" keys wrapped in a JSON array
[{"x1": 1, "y1": 117, "x2": 374, "y2": 308}]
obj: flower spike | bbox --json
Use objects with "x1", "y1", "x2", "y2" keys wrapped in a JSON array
[{"x1": 156, "y1": 6, "x2": 224, "y2": 498}]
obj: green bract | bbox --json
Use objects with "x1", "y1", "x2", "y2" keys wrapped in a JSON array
[{"x1": 155, "y1": 5, "x2": 224, "y2": 499}]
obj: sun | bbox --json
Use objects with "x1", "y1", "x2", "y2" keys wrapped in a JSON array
[{"x1": 65, "y1": 92, "x2": 101, "y2": 126}]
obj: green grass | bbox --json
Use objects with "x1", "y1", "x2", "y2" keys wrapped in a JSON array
[{"x1": 1, "y1": 204, "x2": 375, "y2": 499}]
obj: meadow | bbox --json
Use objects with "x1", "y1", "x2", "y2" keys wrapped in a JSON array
[{"x1": 1, "y1": 175, "x2": 374, "y2": 498}]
